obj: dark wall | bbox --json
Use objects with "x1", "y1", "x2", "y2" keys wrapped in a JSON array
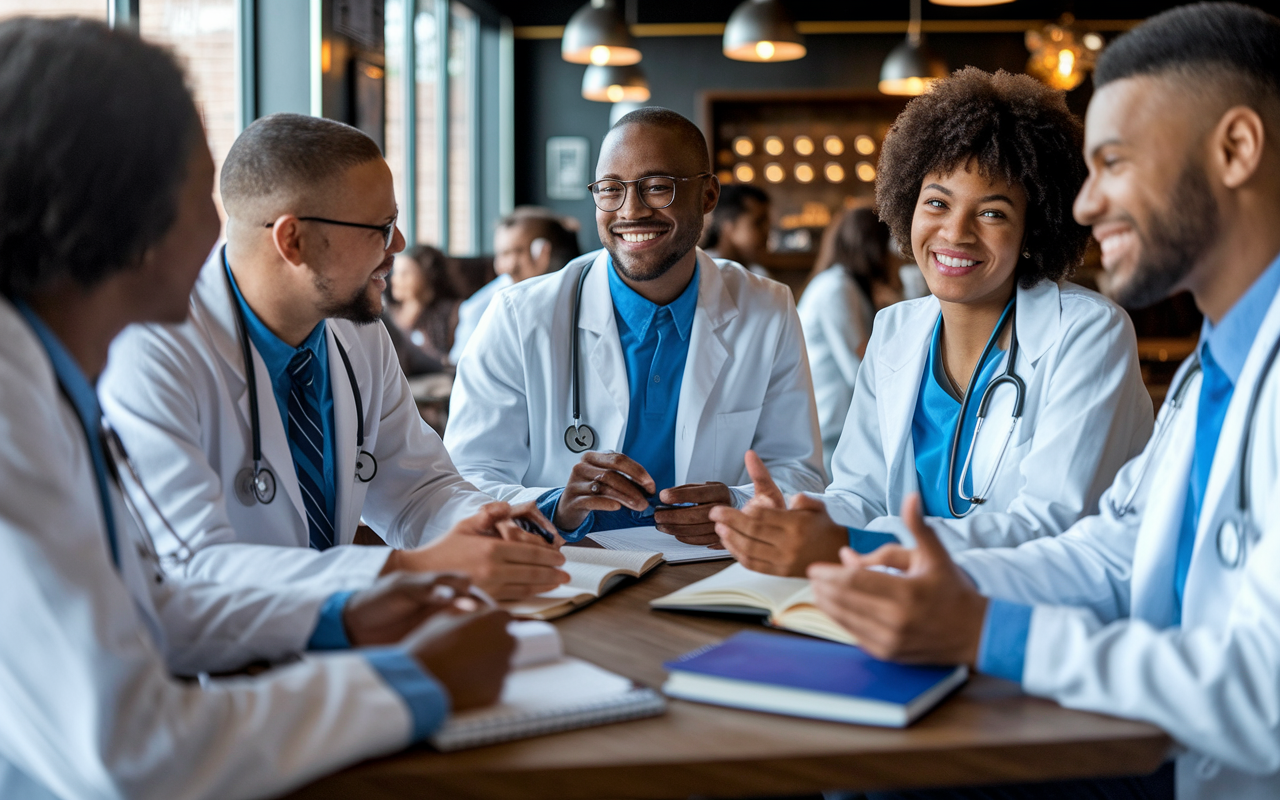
[{"x1": 514, "y1": 31, "x2": 1075, "y2": 252}]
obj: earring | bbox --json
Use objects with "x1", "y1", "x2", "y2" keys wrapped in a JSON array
[{"x1": 1022, "y1": 249, "x2": 1031, "y2": 259}]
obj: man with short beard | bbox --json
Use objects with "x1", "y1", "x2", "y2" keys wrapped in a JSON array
[
  {"x1": 445, "y1": 108, "x2": 824, "y2": 545},
  {"x1": 101, "y1": 113, "x2": 570, "y2": 602}
]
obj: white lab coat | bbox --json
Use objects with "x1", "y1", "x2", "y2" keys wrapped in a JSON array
[
  {"x1": 955, "y1": 283, "x2": 1280, "y2": 800},
  {"x1": 823, "y1": 279, "x2": 1153, "y2": 551},
  {"x1": 0, "y1": 297, "x2": 415, "y2": 800},
  {"x1": 100, "y1": 250, "x2": 490, "y2": 589},
  {"x1": 444, "y1": 248, "x2": 826, "y2": 506}
]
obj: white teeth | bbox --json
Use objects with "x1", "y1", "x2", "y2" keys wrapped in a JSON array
[
  {"x1": 935, "y1": 253, "x2": 977, "y2": 268},
  {"x1": 1099, "y1": 231, "x2": 1134, "y2": 257},
  {"x1": 620, "y1": 232, "x2": 659, "y2": 243}
]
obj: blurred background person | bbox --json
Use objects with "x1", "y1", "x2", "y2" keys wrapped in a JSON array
[
  {"x1": 384, "y1": 244, "x2": 459, "y2": 376},
  {"x1": 450, "y1": 207, "x2": 580, "y2": 364},
  {"x1": 798, "y1": 205, "x2": 903, "y2": 475},
  {"x1": 701, "y1": 183, "x2": 772, "y2": 277}
]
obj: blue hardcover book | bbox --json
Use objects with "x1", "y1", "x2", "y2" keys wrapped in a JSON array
[{"x1": 663, "y1": 631, "x2": 967, "y2": 727}]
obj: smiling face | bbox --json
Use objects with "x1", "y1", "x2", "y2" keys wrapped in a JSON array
[
  {"x1": 1073, "y1": 76, "x2": 1218, "y2": 309},
  {"x1": 595, "y1": 123, "x2": 717, "y2": 283},
  {"x1": 910, "y1": 160, "x2": 1028, "y2": 309}
]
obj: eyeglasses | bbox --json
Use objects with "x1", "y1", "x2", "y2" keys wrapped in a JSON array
[
  {"x1": 264, "y1": 214, "x2": 398, "y2": 250},
  {"x1": 587, "y1": 173, "x2": 710, "y2": 213}
]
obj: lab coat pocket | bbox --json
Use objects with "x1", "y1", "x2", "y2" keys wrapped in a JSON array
[{"x1": 713, "y1": 407, "x2": 763, "y2": 483}]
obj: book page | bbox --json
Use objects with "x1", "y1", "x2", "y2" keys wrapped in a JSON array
[
  {"x1": 564, "y1": 546, "x2": 663, "y2": 577},
  {"x1": 650, "y1": 562, "x2": 810, "y2": 615},
  {"x1": 587, "y1": 526, "x2": 735, "y2": 563},
  {"x1": 442, "y1": 657, "x2": 635, "y2": 726}
]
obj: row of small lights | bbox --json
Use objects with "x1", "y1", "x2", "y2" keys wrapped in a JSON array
[
  {"x1": 728, "y1": 161, "x2": 876, "y2": 185},
  {"x1": 722, "y1": 133, "x2": 877, "y2": 184},
  {"x1": 733, "y1": 133, "x2": 876, "y2": 158}
]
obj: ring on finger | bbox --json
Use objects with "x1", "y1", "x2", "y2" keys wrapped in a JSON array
[{"x1": 590, "y1": 481, "x2": 601, "y2": 495}]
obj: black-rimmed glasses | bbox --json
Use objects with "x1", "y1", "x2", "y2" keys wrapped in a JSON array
[
  {"x1": 265, "y1": 215, "x2": 398, "y2": 250},
  {"x1": 587, "y1": 173, "x2": 710, "y2": 213}
]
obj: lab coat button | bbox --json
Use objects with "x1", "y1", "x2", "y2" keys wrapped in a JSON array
[{"x1": 654, "y1": 375, "x2": 661, "y2": 383}]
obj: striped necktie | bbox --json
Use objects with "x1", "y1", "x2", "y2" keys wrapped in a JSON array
[{"x1": 286, "y1": 349, "x2": 334, "y2": 550}]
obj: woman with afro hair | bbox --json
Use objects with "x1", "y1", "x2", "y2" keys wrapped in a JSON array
[{"x1": 714, "y1": 67, "x2": 1155, "y2": 575}]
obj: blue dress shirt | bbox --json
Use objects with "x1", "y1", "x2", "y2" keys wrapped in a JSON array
[
  {"x1": 226, "y1": 261, "x2": 338, "y2": 528},
  {"x1": 539, "y1": 258, "x2": 699, "y2": 540},
  {"x1": 978, "y1": 250, "x2": 1280, "y2": 682}
]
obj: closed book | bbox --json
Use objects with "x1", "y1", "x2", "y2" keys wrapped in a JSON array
[{"x1": 663, "y1": 631, "x2": 967, "y2": 728}]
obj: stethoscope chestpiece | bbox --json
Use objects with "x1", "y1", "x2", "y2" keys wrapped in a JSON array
[
  {"x1": 1216, "y1": 516, "x2": 1247, "y2": 569},
  {"x1": 564, "y1": 423, "x2": 597, "y2": 453},
  {"x1": 355, "y1": 450, "x2": 378, "y2": 483},
  {"x1": 235, "y1": 465, "x2": 276, "y2": 506}
]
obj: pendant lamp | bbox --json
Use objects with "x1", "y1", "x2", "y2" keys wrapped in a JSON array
[
  {"x1": 879, "y1": 0, "x2": 947, "y2": 95},
  {"x1": 562, "y1": 0, "x2": 641, "y2": 66},
  {"x1": 930, "y1": 0, "x2": 1013, "y2": 6},
  {"x1": 723, "y1": 0, "x2": 805, "y2": 62},
  {"x1": 582, "y1": 64, "x2": 651, "y2": 103}
]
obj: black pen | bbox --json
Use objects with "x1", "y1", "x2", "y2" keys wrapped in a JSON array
[{"x1": 514, "y1": 516, "x2": 556, "y2": 544}]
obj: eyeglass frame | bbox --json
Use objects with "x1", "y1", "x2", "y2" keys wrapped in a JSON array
[
  {"x1": 263, "y1": 214, "x2": 398, "y2": 250},
  {"x1": 586, "y1": 173, "x2": 712, "y2": 212}
]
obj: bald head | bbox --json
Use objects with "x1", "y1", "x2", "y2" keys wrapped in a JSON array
[
  {"x1": 220, "y1": 113, "x2": 384, "y2": 226},
  {"x1": 602, "y1": 107, "x2": 711, "y2": 176}
]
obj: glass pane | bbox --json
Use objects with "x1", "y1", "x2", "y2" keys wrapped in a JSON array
[
  {"x1": 414, "y1": 2, "x2": 441, "y2": 246},
  {"x1": 447, "y1": 1, "x2": 474, "y2": 255},
  {"x1": 0, "y1": 1, "x2": 105, "y2": 20},
  {"x1": 139, "y1": 0, "x2": 238, "y2": 222},
  {"x1": 384, "y1": 0, "x2": 408, "y2": 237}
]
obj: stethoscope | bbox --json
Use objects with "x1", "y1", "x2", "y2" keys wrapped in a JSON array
[
  {"x1": 224, "y1": 260, "x2": 378, "y2": 507},
  {"x1": 945, "y1": 298, "x2": 1027, "y2": 519},
  {"x1": 101, "y1": 422, "x2": 197, "y2": 578},
  {"x1": 564, "y1": 261, "x2": 599, "y2": 454}
]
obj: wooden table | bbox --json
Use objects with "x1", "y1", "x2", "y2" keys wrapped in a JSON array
[{"x1": 284, "y1": 560, "x2": 1170, "y2": 799}]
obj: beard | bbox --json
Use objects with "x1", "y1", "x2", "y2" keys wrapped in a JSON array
[
  {"x1": 312, "y1": 269, "x2": 382, "y2": 325},
  {"x1": 1107, "y1": 157, "x2": 1219, "y2": 310},
  {"x1": 606, "y1": 222, "x2": 702, "y2": 283}
]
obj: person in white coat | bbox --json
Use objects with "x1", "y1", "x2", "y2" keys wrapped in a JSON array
[
  {"x1": 715, "y1": 67, "x2": 1153, "y2": 576},
  {"x1": 445, "y1": 108, "x2": 824, "y2": 546},
  {"x1": 100, "y1": 113, "x2": 568, "y2": 601},
  {"x1": 808, "y1": 5, "x2": 1280, "y2": 798},
  {"x1": 0, "y1": 19, "x2": 513, "y2": 800}
]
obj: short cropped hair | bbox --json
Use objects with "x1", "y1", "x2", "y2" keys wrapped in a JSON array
[
  {"x1": 610, "y1": 107, "x2": 712, "y2": 173},
  {"x1": 221, "y1": 113, "x2": 383, "y2": 219},
  {"x1": 497, "y1": 208, "x2": 581, "y2": 273},
  {"x1": 0, "y1": 18, "x2": 201, "y2": 296},
  {"x1": 875, "y1": 67, "x2": 1089, "y2": 288},
  {"x1": 704, "y1": 184, "x2": 770, "y2": 249}
]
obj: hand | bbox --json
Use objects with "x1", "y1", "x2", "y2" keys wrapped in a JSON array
[
  {"x1": 405, "y1": 606, "x2": 515, "y2": 711},
  {"x1": 653, "y1": 482, "x2": 731, "y2": 547},
  {"x1": 385, "y1": 502, "x2": 570, "y2": 602},
  {"x1": 807, "y1": 494, "x2": 987, "y2": 665},
  {"x1": 554, "y1": 452, "x2": 654, "y2": 531},
  {"x1": 498, "y1": 501, "x2": 564, "y2": 548},
  {"x1": 711, "y1": 492, "x2": 846, "y2": 577},
  {"x1": 344, "y1": 572, "x2": 479, "y2": 647},
  {"x1": 740, "y1": 450, "x2": 785, "y2": 513}
]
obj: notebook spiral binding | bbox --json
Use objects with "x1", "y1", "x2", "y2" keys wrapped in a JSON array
[{"x1": 430, "y1": 688, "x2": 666, "y2": 752}]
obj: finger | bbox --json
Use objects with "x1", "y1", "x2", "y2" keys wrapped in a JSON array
[
  {"x1": 707, "y1": 506, "x2": 780, "y2": 545},
  {"x1": 456, "y1": 502, "x2": 513, "y2": 537},
  {"x1": 745, "y1": 450, "x2": 785, "y2": 507},
  {"x1": 789, "y1": 493, "x2": 827, "y2": 513},
  {"x1": 900, "y1": 493, "x2": 950, "y2": 572},
  {"x1": 583, "y1": 451, "x2": 655, "y2": 494},
  {"x1": 654, "y1": 521, "x2": 717, "y2": 538},
  {"x1": 510, "y1": 502, "x2": 557, "y2": 542},
  {"x1": 855, "y1": 544, "x2": 913, "y2": 572},
  {"x1": 659, "y1": 482, "x2": 730, "y2": 505},
  {"x1": 808, "y1": 559, "x2": 908, "y2": 601},
  {"x1": 672, "y1": 532, "x2": 721, "y2": 546},
  {"x1": 495, "y1": 519, "x2": 557, "y2": 546},
  {"x1": 494, "y1": 541, "x2": 568, "y2": 568},
  {"x1": 584, "y1": 470, "x2": 650, "y2": 511},
  {"x1": 653, "y1": 503, "x2": 714, "y2": 526},
  {"x1": 485, "y1": 564, "x2": 573, "y2": 588}
]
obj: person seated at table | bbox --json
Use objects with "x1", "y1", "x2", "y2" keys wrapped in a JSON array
[
  {"x1": 700, "y1": 183, "x2": 772, "y2": 277},
  {"x1": 450, "y1": 207, "x2": 581, "y2": 363},
  {"x1": 0, "y1": 17, "x2": 514, "y2": 799},
  {"x1": 384, "y1": 243, "x2": 460, "y2": 375},
  {"x1": 811, "y1": 5, "x2": 1280, "y2": 798},
  {"x1": 99, "y1": 112, "x2": 569, "y2": 601},
  {"x1": 714, "y1": 67, "x2": 1153, "y2": 575},
  {"x1": 798, "y1": 205, "x2": 904, "y2": 475},
  {"x1": 444, "y1": 108, "x2": 825, "y2": 545}
]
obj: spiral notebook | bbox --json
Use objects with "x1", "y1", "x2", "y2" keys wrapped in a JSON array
[{"x1": 427, "y1": 621, "x2": 666, "y2": 751}]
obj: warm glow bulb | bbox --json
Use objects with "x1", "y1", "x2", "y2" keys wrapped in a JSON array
[
  {"x1": 794, "y1": 163, "x2": 814, "y2": 183},
  {"x1": 825, "y1": 162, "x2": 845, "y2": 183},
  {"x1": 606, "y1": 84, "x2": 625, "y2": 103},
  {"x1": 856, "y1": 162, "x2": 876, "y2": 182},
  {"x1": 755, "y1": 40, "x2": 775, "y2": 60},
  {"x1": 764, "y1": 163, "x2": 785, "y2": 183},
  {"x1": 589, "y1": 46, "x2": 612, "y2": 65},
  {"x1": 732, "y1": 136, "x2": 754, "y2": 157},
  {"x1": 1057, "y1": 49, "x2": 1075, "y2": 78},
  {"x1": 734, "y1": 163, "x2": 755, "y2": 183},
  {"x1": 764, "y1": 136, "x2": 784, "y2": 156},
  {"x1": 824, "y1": 135, "x2": 845, "y2": 156},
  {"x1": 794, "y1": 136, "x2": 814, "y2": 156},
  {"x1": 1083, "y1": 32, "x2": 1104, "y2": 51},
  {"x1": 854, "y1": 135, "x2": 876, "y2": 155}
]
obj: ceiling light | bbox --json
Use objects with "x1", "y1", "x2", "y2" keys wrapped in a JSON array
[
  {"x1": 562, "y1": 0, "x2": 641, "y2": 66},
  {"x1": 764, "y1": 163, "x2": 785, "y2": 183},
  {"x1": 879, "y1": 0, "x2": 948, "y2": 96},
  {"x1": 824, "y1": 162, "x2": 845, "y2": 183},
  {"x1": 854, "y1": 135, "x2": 876, "y2": 155},
  {"x1": 929, "y1": 0, "x2": 1014, "y2": 6},
  {"x1": 732, "y1": 136, "x2": 755, "y2": 156},
  {"x1": 1026, "y1": 15, "x2": 1099, "y2": 92},
  {"x1": 856, "y1": 162, "x2": 877, "y2": 182},
  {"x1": 723, "y1": 0, "x2": 806, "y2": 62},
  {"x1": 582, "y1": 64, "x2": 650, "y2": 103},
  {"x1": 763, "y1": 135, "x2": 784, "y2": 156},
  {"x1": 793, "y1": 135, "x2": 814, "y2": 156},
  {"x1": 823, "y1": 135, "x2": 845, "y2": 156},
  {"x1": 734, "y1": 163, "x2": 755, "y2": 182}
]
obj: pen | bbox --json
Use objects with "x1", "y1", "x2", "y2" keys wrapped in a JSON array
[{"x1": 513, "y1": 515, "x2": 556, "y2": 544}]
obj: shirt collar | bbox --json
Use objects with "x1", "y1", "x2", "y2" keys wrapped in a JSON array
[
  {"x1": 1200, "y1": 248, "x2": 1280, "y2": 385},
  {"x1": 224, "y1": 257, "x2": 326, "y2": 378},
  {"x1": 606, "y1": 255, "x2": 699, "y2": 342}
]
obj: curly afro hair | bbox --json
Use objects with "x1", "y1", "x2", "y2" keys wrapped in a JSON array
[{"x1": 874, "y1": 67, "x2": 1089, "y2": 288}]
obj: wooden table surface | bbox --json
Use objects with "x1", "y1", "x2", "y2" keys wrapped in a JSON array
[{"x1": 284, "y1": 558, "x2": 1170, "y2": 800}]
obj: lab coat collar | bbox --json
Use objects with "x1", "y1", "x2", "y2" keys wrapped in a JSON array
[
  {"x1": 327, "y1": 323, "x2": 359, "y2": 540},
  {"x1": 579, "y1": 247, "x2": 736, "y2": 334}
]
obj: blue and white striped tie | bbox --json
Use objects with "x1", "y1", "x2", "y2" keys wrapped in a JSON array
[{"x1": 286, "y1": 349, "x2": 334, "y2": 550}]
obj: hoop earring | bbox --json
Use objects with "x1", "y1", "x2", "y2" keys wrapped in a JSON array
[{"x1": 1022, "y1": 250, "x2": 1031, "y2": 259}]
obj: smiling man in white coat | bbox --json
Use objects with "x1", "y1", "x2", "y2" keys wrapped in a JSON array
[
  {"x1": 101, "y1": 113, "x2": 568, "y2": 602},
  {"x1": 444, "y1": 108, "x2": 825, "y2": 545},
  {"x1": 0, "y1": 18, "x2": 514, "y2": 799},
  {"x1": 806, "y1": 4, "x2": 1280, "y2": 799}
]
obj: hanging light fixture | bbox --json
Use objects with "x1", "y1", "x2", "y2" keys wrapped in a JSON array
[
  {"x1": 929, "y1": 0, "x2": 1014, "y2": 7},
  {"x1": 582, "y1": 64, "x2": 651, "y2": 103},
  {"x1": 562, "y1": 0, "x2": 641, "y2": 66},
  {"x1": 1025, "y1": 15, "x2": 1102, "y2": 91},
  {"x1": 723, "y1": 0, "x2": 806, "y2": 62},
  {"x1": 879, "y1": 0, "x2": 948, "y2": 96}
]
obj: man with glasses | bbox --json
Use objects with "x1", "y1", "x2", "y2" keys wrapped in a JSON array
[
  {"x1": 445, "y1": 108, "x2": 823, "y2": 546},
  {"x1": 100, "y1": 113, "x2": 571, "y2": 601}
]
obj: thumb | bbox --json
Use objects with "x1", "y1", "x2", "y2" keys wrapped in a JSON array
[
  {"x1": 789, "y1": 492, "x2": 826, "y2": 513},
  {"x1": 745, "y1": 450, "x2": 785, "y2": 507},
  {"x1": 459, "y1": 502, "x2": 512, "y2": 536},
  {"x1": 900, "y1": 493, "x2": 948, "y2": 571}
]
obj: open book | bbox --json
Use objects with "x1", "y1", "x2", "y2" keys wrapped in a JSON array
[
  {"x1": 429, "y1": 621, "x2": 666, "y2": 751},
  {"x1": 504, "y1": 546, "x2": 664, "y2": 620},
  {"x1": 650, "y1": 562, "x2": 854, "y2": 644},
  {"x1": 587, "y1": 526, "x2": 736, "y2": 564}
]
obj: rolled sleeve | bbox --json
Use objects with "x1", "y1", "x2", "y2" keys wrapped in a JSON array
[
  {"x1": 977, "y1": 598, "x2": 1033, "y2": 683},
  {"x1": 846, "y1": 527, "x2": 899, "y2": 554},
  {"x1": 537, "y1": 487, "x2": 596, "y2": 542},
  {"x1": 306, "y1": 590, "x2": 356, "y2": 651},
  {"x1": 363, "y1": 647, "x2": 451, "y2": 741}
]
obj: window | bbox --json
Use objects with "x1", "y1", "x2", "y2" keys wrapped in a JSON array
[
  {"x1": 0, "y1": 1, "x2": 106, "y2": 20},
  {"x1": 447, "y1": 1, "x2": 475, "y2": 255}
]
